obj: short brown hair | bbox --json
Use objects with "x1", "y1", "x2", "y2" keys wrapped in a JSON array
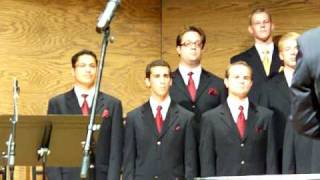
[
  {"x1": 225, "y1": 61, "x2": 253, "y2": 80},
  {"x1": 249, "y1": 8, "x2": 272, "y2": 25},
  {"x1": 145, "y1": 59, "x2": 172, "y2": 78},
  {"x1": 71, "y1": 49, "x2": 98, "y2": 68},
  {"x1": 176, "y1": 26, "x2": 206, "y2": 49}
]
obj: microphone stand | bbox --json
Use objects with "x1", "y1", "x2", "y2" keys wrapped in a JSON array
[
  {"x1": 3, "y1": 79, "x2": 20, "y2": 180},
  {"x1": 80, "y1": 28, "x2": 111, "y2": 179}
]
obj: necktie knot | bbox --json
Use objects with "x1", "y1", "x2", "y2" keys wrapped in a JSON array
[
  {"x1": 188, "y1": 72, "x2": 193, "y2": 77},
  {"x1": 239, "y1": 105, "x2": 244, "y2": 111},
  {"x1": 82, "y1": 94, "x2": 88, "y2": 99},
  {"x1": 157, "y1": 105, "x2": 162, "y2": 112},
  {"x1": 263, "y1": 49, "x2": 269, "y2": 55}
]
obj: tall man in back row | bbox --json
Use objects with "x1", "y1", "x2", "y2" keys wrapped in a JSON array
[
  {"x1": 46, "y1": 49, "x2": 123, "y2": 180},
  {"x1": 231, "y1": 8, "x2": 281, "y2": 102}
]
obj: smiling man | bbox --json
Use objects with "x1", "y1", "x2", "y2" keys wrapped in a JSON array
[
  {"x1": 123, "y1": 59, "x2": 198, "y2": 180},
  {"x1": 231, "y1": 8, "x2": 281, "y2": 103},
  {"x1": 46, "y1": 49, "x2": 123, "y2": 180},
  {"x1": 200, "y1": 61, "x2": 278, "y2": 176}
]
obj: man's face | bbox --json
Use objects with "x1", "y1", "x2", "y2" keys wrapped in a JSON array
[
  {"x1": 176, "y1": 31, "x2": 203, "y2": 67},
  {"x1": 72, "y1": 54, "x2": 97, "y2": 89},
  {"x1": 145, "y1": 66, "x2": 172, "y2": 100},
  {"x1": 224, "y1": 65, "x2": 253, "y2": 99},
  {"x1": 248, "y1": 12, "x2": 274, "y2": 43},
  {"x1": 279, "y1": 39, "x2": 298, "y2": 69}
]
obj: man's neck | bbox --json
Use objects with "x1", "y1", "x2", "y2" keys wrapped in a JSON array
[
  {"x1": 150, "y1": 94, "x2": 169, "y2": 104},
  {"x1": 284, "y1": 66, "x2": 295, "y2": 75},
  {"x1": 255, "y1": 37, "x2": 273, "y2": 45}
]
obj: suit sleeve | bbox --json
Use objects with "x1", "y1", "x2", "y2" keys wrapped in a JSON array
[
  {"x1": 184, "y1": 114, "x2": 198, "y2": 179},
  {"x1": 266, "y1": 111, "x2": 279, "y2": 174},
  {"x1": 199, "y1": 113, "x2": 216, "y2": 177},
  {"x1": 282, "y1": 121, "x2": 296, "y2": 174},
  {"x1": 123, "y1": 112, "x2": 136, "y2": 180},
  {"x1": 95, "y1": 100, "x2": 124, "y2": 180},
  {"x1": 291, "y1": 57, "x2": 320, "y2": 138}
]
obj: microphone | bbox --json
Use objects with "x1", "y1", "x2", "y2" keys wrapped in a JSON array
[{"x1": 96, "y1": 0, "x2": 120, "y2": 30}]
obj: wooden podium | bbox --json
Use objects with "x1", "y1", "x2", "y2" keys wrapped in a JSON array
[{"x1": 0, "y1": 114, "x2": 101, "y2": 179}]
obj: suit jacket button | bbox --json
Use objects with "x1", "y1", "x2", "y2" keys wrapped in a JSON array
[
  {"x1": 192, "y1": 105, "x2": 196, "y2": 108},
  {"x1": 157, "y1": 141, "x2": 161, "y2": 145},
  {"x1": 241, "y1": 160, "x2": 245, "y2": 165},
  {"x1": 154, "y1": 176, "x2": 158, "y2": 179},
  {"x1": 240, "y1": 143, "x2": 244, "y2": 147}
]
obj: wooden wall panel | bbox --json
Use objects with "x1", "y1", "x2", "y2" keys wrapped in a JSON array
[
  {"x1": 0, "y1": 0, "x2": 161, "y2": 116},
  {"x1": 162, "y1": 0, "x2": 320, "y2": 78}
]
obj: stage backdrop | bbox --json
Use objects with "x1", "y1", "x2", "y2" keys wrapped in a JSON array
[{"x1": 0, "y1": 0, "x2": 320, "y2": 179}]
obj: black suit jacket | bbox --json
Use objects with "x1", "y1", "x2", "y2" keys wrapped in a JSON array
[
  {"x1": 170, "y1": 68, "x2": 226, "y2": 142},
  {"x1": 47, "y1": 89, "x2": 123, "y2": 180},
  {"x1": 231, "y1": 46, "x2": 281, "y2": 103},
  {"x1": 123, "y1": 101, "x2": 198, "y2": 180},
  {"x1": 258, "y1": 72, "x2": 313, "y2": 173},
  {"x1": 199, "y1": 102, "x2": 278, "y2": 176},
  {"x1": 291, "y1": 27, "x2": 320, "y2": 138}
]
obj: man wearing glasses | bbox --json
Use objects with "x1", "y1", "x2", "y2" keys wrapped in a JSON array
[
  {"x1": 46, "y1": 49, "x2": 123, "y2": 180},
  {"x1": 170, "y1": 26, "x2": 226, "y2": 171}
]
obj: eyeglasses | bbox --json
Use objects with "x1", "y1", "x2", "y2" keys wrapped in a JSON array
[{"x1": 180, "y1": 41, "x2": 203, "y2": 48}]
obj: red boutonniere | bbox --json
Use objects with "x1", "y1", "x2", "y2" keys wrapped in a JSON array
[
  {"x1": 255, "y1": 127, "x2": 263, "y2": 134},
  {"x1": 175, "y1": 124, "x2": 181, "y2": 131},
  {"x1": 208, "y1": 87, "x2": 218, "y2": 96},
  {"x1": 102, "y1": 108, "x2": 109, "y2": 118}
]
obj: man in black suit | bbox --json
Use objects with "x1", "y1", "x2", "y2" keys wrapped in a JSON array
[
  {"x1": 200, "y1": 61, "x2": 278, "y2": 176},
  {"x1": 258, "y1": 32, "x2": 313, "y2": 173},
  {"x1": 170, "y1": 26, "x2": 226, "y2": 143},
  {"x1": 47, "y1": 49, "x2": 123, "y2": 180},
  {"x1": 123, "y1": 60, "x2": 198, "y2": 180},
  {"x1": 230, "y1": 8, "x2": 281, "y2": 102}
]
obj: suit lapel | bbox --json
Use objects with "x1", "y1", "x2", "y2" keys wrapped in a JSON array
[
  {"x1": 221, "y1": 103, "x2": 242, "y2": 140},
  {"x1": 94, "y1": 92, "x2": 105, "y2": 114},
  {"x1": 242, "y1": 103, "x2": 257, "y2": 141},
  {"x1": 276, "y1": 73, "x2": 290, "y2": 104},
  {"x1": 250, "y1": 47, "x2": 267, "y2": 78},
  {"x1": 196, "y1": 69, "x2": 211, "y2": 101},
  {"x1": 270, "y1": 46, "x2": 281, "y2": 75},
  {"x1": 142, "y1": 102, "x2": 159, "y2": 137},
  {"x1": 65, "y1": 89, "x2": 82, "y2": 114},
  {"x1": 172, "y1": 70, "x2": 191, "y2": 100},
  {"x1": 159, "y1": 102, "x2": 178, "y2": 138}
]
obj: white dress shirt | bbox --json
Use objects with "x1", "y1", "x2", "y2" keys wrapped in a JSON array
[
  {"x1": 74, "y1": 86, "x2": 96, "y2": 108},
  {"x1": 178, "y1": 64, "x2": 202, "y2": 89},
  {"x1": 255, "y1": 42, "x2": 274, "y2": 63},
  {"x1": 149, "y1": 96, "x2": 171, "y2": 121},
  {"x1": 227, "y1": 97, "x2": 249, "y2": 123}
]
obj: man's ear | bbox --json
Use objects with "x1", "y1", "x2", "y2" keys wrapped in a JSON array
[
  {"x1": 248, "y1": 25, "x2": 253, "y2": 35},
  {"x1": 145, "y1": 78, "x2": 151, "y2": 88},
  {"x1": 224, "y1": 78, "x2": 229, "y2": 89}
]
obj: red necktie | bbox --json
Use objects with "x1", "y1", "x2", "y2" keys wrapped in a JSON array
[
  {"x1": 81, "y1": 94, "x2": 89, "y2": 116},
  {"x1": 237, "y1": 105, "x2": 246, "y2": 139},
  {"x1": 187, "y1": 72, "x2": 196, "y2": 102},
  {"x1": 155, "y1": 105, "x2": 163, "y2": 134}
]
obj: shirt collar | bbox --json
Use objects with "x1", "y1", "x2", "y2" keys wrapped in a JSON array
[
  {"x1": 74, "y1": 85, "x2": 96, "y2": 107},
  {"x1": 227, "y1": 96, "x2": 249, "y2": 121},
  {"x1": 149, "y1": 96, "x2": 171, "y2": 120},
  {"x1": 178, "y1": 64, "x2": 202, "y2": 88}
]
